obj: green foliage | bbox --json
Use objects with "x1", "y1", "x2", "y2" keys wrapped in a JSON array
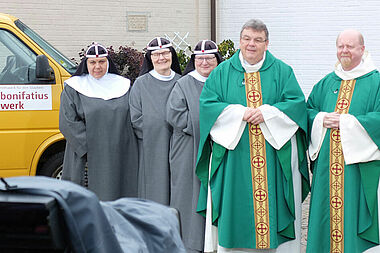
[
  {"x1": 176, "y1": 47, "x2": 191, "y2": 72},
  {"x1": 108, "y1": 45, "x2": 144, "y2": 84},
  {"x1": 218, "y1": 39, "x2": 237, "y2": 60}
]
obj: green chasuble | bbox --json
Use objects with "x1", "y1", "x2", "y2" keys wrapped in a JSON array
[
  {"x1": 306, "y1": 70, "x2": 380, "y2": 253},
  {"x1": 196, "y1": 50, "x2": 310, "y2": 249}
]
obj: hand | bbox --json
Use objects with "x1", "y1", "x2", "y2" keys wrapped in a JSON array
[
  {"x1": 243, "y1": 107, "x2": 264, "y2": 125},
  {"x1": 323, "y1": 112, "x2": 340, "y2": 129}
]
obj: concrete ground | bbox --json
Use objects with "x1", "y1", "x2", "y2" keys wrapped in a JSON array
[{"x1": 301, "y1": 193, "x2": 310, "y2": 253}]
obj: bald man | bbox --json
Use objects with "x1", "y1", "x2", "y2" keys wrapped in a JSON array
[{"x1": 306, "y1": 29, "x2": 380, "y2": 252}]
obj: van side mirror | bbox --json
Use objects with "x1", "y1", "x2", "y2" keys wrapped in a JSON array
[{"x1": 36, "y1": 55, "x2": 54, "y2": 81}]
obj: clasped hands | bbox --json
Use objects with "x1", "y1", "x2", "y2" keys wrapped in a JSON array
[
  {"x1": 243, "y1": 107, "x2": 264, "y2": 125},
  {"x1": 323, "y1": 112, "x2": 340, "y2": 129}
]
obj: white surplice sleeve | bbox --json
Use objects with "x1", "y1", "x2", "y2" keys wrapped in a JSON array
[
  {"x1": 340, "y1": 114, "x2": 380, "y2": 164},
  {"x1": 258, "y1": 104, "x2": 299, "y2": 150},
  {"x1": 210, "y1": 104, "x2": 247, "y2": 150},
  {"x1": 308, "y1": 112, "x2": 327, "y2": 161},
  {"x1": 210, "y1": 104, "x2": 298, "y2": 151}
]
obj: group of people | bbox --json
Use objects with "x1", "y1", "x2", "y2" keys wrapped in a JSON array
[
  {"x1": 58, "y1": 18, "x2": 380, "y2": 253},
  {"x1": 59, "y1": 36, "x2": 221, "y2": 252}
]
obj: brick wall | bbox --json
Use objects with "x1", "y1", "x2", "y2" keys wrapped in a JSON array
[
  {"x1": 0, "y1": 0, "x2": 210, "y2": 61},
  {"x1": 217, "y1": 0, "x2": 380, "y2": 96}
]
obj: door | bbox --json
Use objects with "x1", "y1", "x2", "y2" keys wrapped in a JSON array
[{"x1": 0, "y1": 28, "x2": 60, "y2": 176}]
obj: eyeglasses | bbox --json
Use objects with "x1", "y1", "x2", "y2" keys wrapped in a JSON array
[
  {"x1": 151, "y1": 50, "x2": 171, "y2": 59},
  {"x1": 195, "y1": 56, "x2": 216, "y2": 63},
  {"x1": 241, "y1": 36, "x2": 267, "y2": 44}
]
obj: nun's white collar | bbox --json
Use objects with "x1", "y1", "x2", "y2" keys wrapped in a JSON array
[
  {"x1": 65, "y1": 73, "x2": 130, "y2": 100},
  {"x1": 149, "y1": 69, "x2": 176, "y2": 81},
  {"x1": 189, "y1": 70, "x2": 207, "y2": 82}
]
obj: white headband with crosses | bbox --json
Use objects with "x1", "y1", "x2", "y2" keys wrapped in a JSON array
[
  {"x1": 86, "y1": 43, "x2": 108, "y2": 58},
  {"x1": 147, "y1": 37, "x2": 173, "y2": 51},
  {"x1": 194, "y1": 40, "x2": 218, "y2": 55}
]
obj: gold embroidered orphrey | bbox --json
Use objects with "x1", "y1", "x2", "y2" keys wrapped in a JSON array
[
  {"x1": 245, "y1": 72, "x2": 270, "y2": 249},
  {"x1": 329, "y1": 79, "x2": 356, "y2": 253}
]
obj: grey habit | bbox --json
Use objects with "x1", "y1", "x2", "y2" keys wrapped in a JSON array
[
  {"x1": 0, "y1": 176, "x2": 185, "y2": 253},
  {"x1": 129, "y1": 72, "x2": 181, "y2": 205},
  {"x1": 60, "y1": 85, "x2": 138, "y2": 201},
  {"x1": 166, "y1": 75, "x2": 205, "y2": 252}
]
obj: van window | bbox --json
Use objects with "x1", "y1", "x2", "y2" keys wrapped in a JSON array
[
  {"x1": 0, "y1": 29, "x2": 39, "y2": 84},
  {"x1": 15, "y1": 20, "x2": 77, "y2": 75}
]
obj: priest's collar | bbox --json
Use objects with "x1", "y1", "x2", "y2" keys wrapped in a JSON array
[
  {"x1": 189, "y1": 70, "x2": 207, "y2": 83},
  {"x1": 334, "y1": 51, "x2": 377, "y2": 80},
  {"x1": 239, "y1": 51, "x2": 266, "y2": 73},
  {"x1": 149, "y1": 69, "x2": 176, "y2": 81}
]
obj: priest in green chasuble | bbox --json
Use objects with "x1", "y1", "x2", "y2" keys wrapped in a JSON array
[
  {"x1": 306, "y1": 29, "x2": 380, "y2": 253},
  {"x1": 196, "y1": 19, "x2": 310, "y2": 252}
]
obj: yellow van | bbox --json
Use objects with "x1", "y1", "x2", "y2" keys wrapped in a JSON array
[{"x1": 0, "y1": 13, "x2": 76, "y2": 178}]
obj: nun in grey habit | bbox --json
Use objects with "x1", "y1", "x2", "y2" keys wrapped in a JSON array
[
  {"x1": 60, "y1": 43, "x2": 138, "y2": 201},
  {"x1": 166, "y1": 40, "x2": 223, "y2": 253},
  {"x1": 129, "y1": 37, "x2": 182, "y2": 205}
]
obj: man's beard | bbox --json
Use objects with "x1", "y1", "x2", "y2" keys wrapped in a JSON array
[{"x1": 340, "y1": 56, "x2": 352, "y2": 69}]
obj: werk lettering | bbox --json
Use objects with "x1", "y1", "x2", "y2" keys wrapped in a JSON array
[{"x1": 0, "y1": 101, "x2": 24, "y2": 110}]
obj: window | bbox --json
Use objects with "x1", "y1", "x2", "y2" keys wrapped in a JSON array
[
  {"x1": 15, "y1": 20, "x2": 77, "y2": 75},
  {"x1": 0, "y1": 29, "x2": 39, "y2": 84}
]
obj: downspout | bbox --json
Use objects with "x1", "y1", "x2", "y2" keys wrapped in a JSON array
[{"x1": 211, "y1": 0, "x2": 216, "y2": 42}]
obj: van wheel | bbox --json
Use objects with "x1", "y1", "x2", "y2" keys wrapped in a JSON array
[{"x1": 38, "y1": 151, "x2": 64, "y2": 179}]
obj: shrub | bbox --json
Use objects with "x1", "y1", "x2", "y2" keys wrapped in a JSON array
[
  {"x1": 176, "y1": 47, "x2": 191, "y2": 73},
  {"x1": 218, "y1": 39, "x2": 237, "y2": 60},
  {"x1": 108, "y1": 45, "x2": 144, "y2": 84}
]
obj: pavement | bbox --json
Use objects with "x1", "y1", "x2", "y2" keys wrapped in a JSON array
[{"x1": 301, "y1": 193, "x2": 310, "y2": 253}]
